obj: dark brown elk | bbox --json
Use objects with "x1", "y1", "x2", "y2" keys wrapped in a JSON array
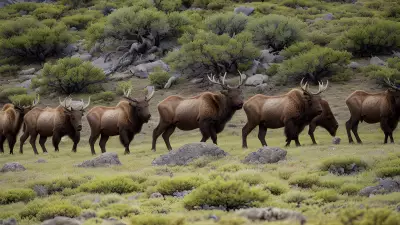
[
  {"x1": 19, "y1": 97, "x2": 90, "y2": 154},
  {"x1": 86, "y1": 87, "x2": 154, "y2": 155},
  {"x1": 0, "y1": 96, "x2": 39, "y2": 154},
  {"x1": 242, "y1": 80, "x2": 328, "y2": 148},
  {"x1": 345, "y1": 78, "x2": 400, "y2": 144},
  {"x1": 151, "y1": 72, "x2": 246, "y2": 151},
  {"x1": 307, "y1": 99, "x2": 338, "y2": 144}
]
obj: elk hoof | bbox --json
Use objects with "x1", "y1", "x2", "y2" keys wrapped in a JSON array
[{"x1": 151, "y1": 149, "x2": 156, "y2": 152}]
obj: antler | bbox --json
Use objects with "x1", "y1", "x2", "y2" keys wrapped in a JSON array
[
  {"x1": 123, "y1": 87, "x2": 132, "y2": 97},
  {"x1": 31, "y1": 94, "x2": 40, "y2": 107},
  {"x1": 59, "y1": 96, "x2": 72, "y2": 110},
  {"x1": 384, "y1": 78, "x2": 400, "y2": 91},
  {"x1": 80, "y1": 96, "x2": 91, "y2": 110},
  {"x1": 145, "y1": 86, "x2": 155, "y2": 101},
  {"x1": 300, "y1": 78, "x2": 328, "y2": 95},
  {"x1": 207, "y1": 73, "x2": 228, "y2": 89},
  {"x1": 300, "y1": 78, "x2": 310, "y2": 94}
]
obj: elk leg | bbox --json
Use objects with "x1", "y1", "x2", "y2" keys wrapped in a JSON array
[
  {"x1": 242, "y1": 122, "x2": 257, "y2": 149},
  {"x1": 380, "y1": 118, "x2": 393, "y2": 144},
  {"x1": 69, "y1": 132, "x2": 80, "y2": 153},
  {"x1": 6, "y1": 135, "x2": 16, "y2": 154},
  {"x1": 308, "y1": 123, "x2": 317, "y2": 145},
  {"x1": 162, "y1": 125, "x2": 176, "y2": 151},
  {"x1": 284, "y1": 120, "x2": 297, "y2": 147},
  {"x1": 89, "y1": 132, "x2": 100, "y2": 155},
  {"x1": 199, "y1": 119, "x2": 211, "y2": 142},
  {"x1": 38, "y1": 136, "x2": 48, "y2": 153},
  {"x1": 0, "y1": 135, "x2": 5, "y2": 153},
  {"x1": 52, "y1": 134, "x2": 61, "y2": 152},
  {"x1": 389, "y1": 133, "x2": 394, "y2": 143},
  {"x1": 29, "y1": 132, "x2": 39, "y2": 155},
  {"x1": 351, "y1": 121, "x2": 362, "y2": 144},
  {"x1": 19, "y1": 131, "x2": 29, "y2": 154},
  {"x1": 294, "y1": 138, "x2": 301, "y2": 147},
  {"x1": 152, "y1": 122, "x2": 169, "y2": 152},
  {"x1": 345, "y1": 119, "x2": 354, "y2": 143},
  {"x1": 99, "y1": 134, "x2": 109, "y2": 153},
  {"x1": 119, "y1": 130, "x2": 131, "y2": 154},
  {"x1": 258, "y1": 123, "x2": 268, "y2": 147}
]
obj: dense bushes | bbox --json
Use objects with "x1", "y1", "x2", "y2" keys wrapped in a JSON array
[
  {"x1": 0, "y1": 65, "x2": 19, "y2": 76},
  {"x1": 37, "y1": 202, "x2": 81, "y2": 221},
  {"x1": 156, "y1": 176, "x2": 203, "y2": 195},
  {"x1": 153, "y1": 0, "x2": 182, "y2": 12},
  {"x1": 8, "y1": 94, "x2": 37, "y2": 106},
  {"x1": 61, "y1": 13, "x2": 101, "y2": 30},
  {"x1": 247, "y1": 14, "x2": 305, "y2": 51},
  {"x1": 0, "y1": 87, "x2": 27, "y2": 103},
  {"x1": 130, "y1": 215, "x2": 186, "y2": 225},
  {"x1": 0, "y1": 189, "x2": 36, "y2": 204},
  {"x1": 320, "y1": 157, "x2": 368, "y2": 171},
  {"x1": 116, "y1": 81, "x2": 132, "y2": 96},
  {"x1": 98, "y1": 204, "x2": 140, "y2": 218},
  {"x1": 288, "y1": 174, "x2": 320, "y2": 188},
  {"x1": 79, "y1": 177, "x2": 140, "y2": 194},
  {"x1": 31, "y1": 177, "x2": 87, "y2": 195},
  {"x1": 92, "y1": 91, "x2": 116, "y2": 102},
  {"x1": 149, "y1": 67, "x2": 171, "y2": 89},
  {"x1": 183, "y1": 178, "x2": 268, "y2": 210},
  {"x1": 340, "y1": 208, "x2": 400, "y2": 225},
  {"x1": 32, "y1": 57, "x2": 105, "y2": 94},
  {"x1": 205, "y1": 12, "x2": 248, "y2": 37}
]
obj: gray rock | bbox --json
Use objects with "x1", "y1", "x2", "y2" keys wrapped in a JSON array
[
  {"x1": 359, "y1": 179, "x2": 400, "y2": 197},
  {"x1": 323, "y1": 13, "x2": 334, "y2": 21},
  {"x1": 332, "y1": 137, "x2": 341, "y2": 145},
  {"x1": 208, "y1": 215, "x2": 219, "y2": 221},
  {"x1": 70, "y1": 27, "x2": 77, "y2": 31},
  {"x1": 33, "y1": 185, "x2": 48, "y2": 197},
  {"x1": 0, "y1": 218, "x2": 17, "y2": 225},
  {"x1": 370, "y1": 56, "x2": 387, "y2": 66},
  {"x1": 328, "y1": 162, "x2": 365, "y2": 175},
  {"x1": 164, "y1": 76, "x2": 177, "y2": 89},
  {"x1": 245, "y1": 59, "x2": 260, "y2": 76},
  {"x1": 72, "y1": 53, "x2": 92, "y2": 61},
  {"x1": 172, "y1": 190, "x2": 192, "y2": 198},
  {"x1": 393, "y1": 50, "x2": 400, "y2": 58},
  {"x1": 80, "y1": 211, "x2": 96, "y2": 220},
  {"x1": 63, "y1": 44, "x2": 79, "y2": 56},
  {"x1": 348, "y1": 61, "x2": 361, "y2": 69},
  {"x1": 237, "y1": 207, "x2": 306, "y2": 225},
  {"x1": 234, "y1": 6, "x2": 255, "y2": 16},
  {"x1": 259, "y1": 50, "x2": 276, "y2": 64},
  {"x1": 17, "y1": 79, "x2": 31, "y2": 89},
  {"x1": 41, "y1": 217, "x2": 82, "y2": 225},
  {"x1": 274, "y1": 55, "x2": 285, "y2": 63},
  {"x1": 18, "y1": 75, "x2": 36, "y2": 82},
  {"x1": 0, "y1": 162, "x2": 26, "y2": 172},
  {"x1": 130, "y1": 60, "x2": 169, "y2": 79},
  {"x1": 190, "y1": 78, "x2": 203, "y2": 84},
  {"x1": 150, "y1": 192, "x2": 163, "y2": 199},
  {"x1": 91, "y1": 57, "x2": 113, "y2": 72},
  {"x1": 152, "y1": 143, "x2": 227, "y2": 166},
  {"x1": 19, "y1": 68, "x2": 36, "y2": 75},
  {"x1": 255, "y1": 83, "x2": 269, "y2": 93},
  {"x1": 109, "y1": 73, "x2": 132, "y2": 81},
  {"x1": 77, "y1": 152, "x2": 122, "y2": 167},
  {"x1": 36, "y1": 158, "x2": 47, "y2": 163},
  {"x1": 245, "y1": 74, "x2": 268, "y2": 86},
  {"x1": 243, "y1": 147, "x2": 287, "y2": 164}
]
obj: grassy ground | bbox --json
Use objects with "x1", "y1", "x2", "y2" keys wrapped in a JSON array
[{"x1": 1, "y1": 76, "x2": 400, "y2": 225}]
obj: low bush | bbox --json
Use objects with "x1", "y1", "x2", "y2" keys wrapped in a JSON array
[
  {"x1": 320, "y1": 157, "x2": 368, "y2": 171},
  {"x1": 264, "y1": 182, "x2": 288, "y2": 195},
  {"x1": 92, "y1": 91, "x2": 116, "y2": 102},
  {"x1": 79, "y1": 177, "x2": 140, "y2": 194},
  {"x1": 375, "y1": 167, "x2": 400, "y2": 178},
  {"x1": 37, "y1": 202, "x2": 81, "y2": 221},
  {"x1": 281, "y1": 0, "x2": 311, "y2": 8},
  {"x1": 331, "y1": 69, "x2": 355, "y2": 82},
  {"x1": 339, "y1": 184, "x2": 363, "y2": 196},
  {"x1": 340, "y1": 208, "x2": 400, "y2": 225},
  {"x1": 32, "y1": 4, "x2": 64, "y2": 20},
  {"x1": 280, "y1": 41, "x2": 316, "y2": 58},
  {"x1": 314, "y1": 189, "x2": 339, "y2": 202},
  {"x1": 61, "y1": 13, "x2": 100, "y2": 30},
  {"x1": 149, "y1": 67, "x2": 171, "y2": 89},
  {"x1": 278, "y1": 169, "x2": 295, "y2": 180},
  {"x1": 30, "y1": 176, "x2": 88, "y2": 195},
  {"x1": 0, "y1": 189, "x2": 36, "y2": 204},
  {"x1": 284, "y1": 191, "x2": 309, "y2": 203},
  {"x1": 116, "y1": 81, "x2": 132, "y2": 96},
  {"x1": 98, "y1": 204, "x2": 140, "y2": 218},
  {"x1": 205, "y1": 12, "x2": 248, "y2": 37},
  {"x1": 288, "y1": 174, "x2": 320, "y2": 188},
  {"x1": 0, "y1": 87, "x2": 27, "y2": 102},
  {"x1": 153, "y1": 0, "x2": 182, "y2": 12},
  {"x1": 318, "y1": 179, "x2": 344, "y2": 189},
  {"x1": 0, "y1": 64, "x2": 19, "y2": 76},
  {"x1": 233, "y1": 171, "x2": 264, "y2": 186},
  {"x1": 183, "y1": 178, "x2": 268, "y2": 210},
  {"x1": 8, "y1": 94, "x2": 37, "y2": 107},
  {"x1": 20, "y1": 198, "x2": 50, "y2": 219},
  {"x1": 130, "y1": 215, "x2": 186, "y2": 225},
  {"x1": 156, "y1": 176, "x2": 203, "y2": 196},
  {"x1": 206, "y1": 0, "x2": 228, "y2": 10}
]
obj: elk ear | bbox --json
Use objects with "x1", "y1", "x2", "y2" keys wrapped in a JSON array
[
  {"x1": 221, "y1": 90, "x2": 229, "y2": 95},
  {"x1": 129, "y1": 102, "x2": 137, "y2": 107}
]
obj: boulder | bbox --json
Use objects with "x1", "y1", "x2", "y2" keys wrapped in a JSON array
[
  {"x1": 328, "y1": 163, "x2": 365, "y2": 175},
  {"x1": 91, "y1": 57, "x2": 113, "y2": 72},
  {"x1": 173, "y1": 190, "x2": 192, "y2": 198},
  {"x1": 255, "y1": 83, "x2": 270, "y2": 93},
  {"x1": 17, "y1": 79, "x2": 32, "y2": 89},
  {"x1": 41, "y1": 216, "x2": 82, "y2": 225},
  {"x1": 323, "y1": 13, "x2": 334, "y2": 21},
  {"x1": 77, "y1": 152, "x2": 122, "y2": 167},
  {"x1": 63, "y1": 44, "x2": 79, "y2": 56},
  {"x1": 18, "y1": 75, "x2": 36, "y2": 82},
  {"x1": 237, "y1": 207, "x2": 306, "y2": 225},
  {"x1": 245, "y1": 59, "x2": 260, "y2": 76},
  {"x1": 234, "y1": 6, "x2": 255, "y2": 16},
  {"x1": 150, "y1": 192, "x2": 163, "y2": 199},
  {"x1": 0, "y1": 162, "x2": 26, "y2": 172},
  {"x1": 130, "y1": 60, "x2": 169, "y2": 79},
  {"x1": 152, "y1": 143, "x2": 227, "y2": 166},
  {"x1": 33, "y1": 184, "x2": 48, "y2": 197},
  {"x1": 190, "y1": 78, "x2": 203, "y2": 84},
  {"x1": 164, "y1": 76, "x2": 178, "y2": 89},
  {"x1": 19, "y1": 68, "x2": 35, "y2": 75},
  {"x1": 359, "y1": 179, "x2": 400, "y2": 197},
  {"x1": 243, "y1": 147, "x2": 287, "y2": 164},
  {"x1": 332, "y1": 137, "x2": 341, "y2": 145},
  {"x1": 274, "y1": 55, "x2": 285, "y2": 63},
  {"x1": 348, "y1": 61, "x2": 361, "y2": 69},
  {"x1": 245, "y1": 74, "x2": 268, "y2": 86},
  {"x1": 259, "y1": 50, "x2": 276, "y2": 64},
  {"x1": 79, "y1": 211, "x2": 97, "y2": 220},
  {"x1": 36, "y1": 158, "x2": 47, "y2": 163},
  {"x1": 72, "y1": 53, "x2": 92, "y2": 61},
  {"x1": 70, "y1": 27, "x2": 77, "y2": 31},
  {"x1": 0, "y1": 218, "x2": 17, "y2": 225},
  {"x1": 370, "y1": 56, "x2": 386, "y2": 66},
  {"x1": 393, "y1": 50, "x2": 400, "y2": 58}
]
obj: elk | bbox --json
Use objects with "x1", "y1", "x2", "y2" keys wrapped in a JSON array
[
  {"x1": 152, "y1": 72, "x2": 246, "y2": 151},
  {"x1": 345, "y1": 78, "x2": 400, "y2": 144},
  {"x1": 307, "y1": 99, "x2": 338, "y2": 144},
  {"x1": 19, "y1": 97, "x2": 90, "y2": 154},
  {"x1": 86, "y1": 87, "x2": 154, "y2": 154},
  {"x1": 0, "y1": 95, "x2": 39, "y2": 154},
  {"x1": 242, "y1": 79, "x2": 328, "y2": 148}
]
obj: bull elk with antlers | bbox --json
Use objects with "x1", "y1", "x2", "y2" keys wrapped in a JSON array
[
  {"x1": 151, "y1": 72, "x2": 246, "y2": 151},
  {"x1": 86, "y1": 86, "x2": 155, "y2": 154},
  {"x1": 0, "y1": 95, "x2": 39, "y2": 154},
  {"x1": 19, "y1": 96, "x2": 90, "y2": 154},
  {"x1": 242, "y1": 79, "x2": 329, "y2": 148},
  {"x1": 345, "y1": 78, "x2": 400, "y2": 144}
]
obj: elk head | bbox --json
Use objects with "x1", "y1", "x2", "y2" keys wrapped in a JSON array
[
  {"x1": 59, "y1": 96, "x2": 88, "y2": 132},
  {"x1": 300, "y1": 78, "x2": 329, "y2": 118},
  {"x1": 207, "y1": 71, "x2": 247, "y2": 110},
  {"x1": 384, "y1": 78, "x2": 400, "y2": 111},
  {"x1": 13, "y1": 94, "x2": 40, "y2": 114},
  {"x1": 122, "y1": 86, "x2": 155, "y2": 122}
]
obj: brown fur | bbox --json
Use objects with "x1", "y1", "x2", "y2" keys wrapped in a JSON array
[
  {"x1": 308, "y1": 99, "x2": 338, "y2": 144},
  {"x1": 19, "y1": 106, "x2": 84, "y2": 154},
  {"x1": 345, "y1": 90, "x2": 400, "y2": 144},
  {"x1": 242, "y1": 89, "x2": 324, "y2": 148},
  {"x1": 87, "y1": 99, "x2": 151, "y2": 155},
  {"x1": 152, "y1": 88, "x2": 244, "y2": 151}
]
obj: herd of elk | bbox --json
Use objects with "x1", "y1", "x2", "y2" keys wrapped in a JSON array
[{"x1": 1, "y1": 72, "x2": 399, "y2": 155}]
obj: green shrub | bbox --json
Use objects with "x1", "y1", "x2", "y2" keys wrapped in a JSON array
[
  {"x1": 340, "y1": 208, "x2": 400, "y2": 225},
  {"x1": 156, "y1": 176, "x2": 203, "y2": 196},
  {"x1": 183, "y1": 178, "x2": 268, "y2": 210},
  {"x1": 116, "y1": 81, "x2": 132, "y2": 96},
  {"x1": 32, "y1": 4, "x2": 65, "y2": 20},
  {"x1": 314, "y1": 189, "x2": 339, "y2": 203},
  {"x1": 339, "y1": 184, "x2": 362, "y2": 196},
  {"x1": 247, "y1": 14, "x2": 306, "y2": 51},
  {"x1": 288, "y1": 174, "x2": 320, "y2": 188},
  {"x1": 31, "y1": 177, "x2": 88, "y2": 195},
  {"x1": 37, "y1": 202, "x2": 81, "y2": 221},
  {"x1": 278, "y1": 169, "x2": 295, "y2": 180},
  {"x1": 167, "y1": 11, "x2": 193, "y2": 36},
  {"x1": 8, "y1": 94, "x2": 37, "y2": 107},
  {"x1": 375, "y1": 167, "x2": 400, "y2": 178},
  {"x1": 281, "y1": 0, "x2": 310, "y2": 8},
  {"x1": 98, "y1": 204, "x2": 140, "y2": 218},
  {"x1": 318, "y1": 179, "x2": 344, "y2": 189},
  {"x1": 320, "y1": 157, "x2": 368, "y2": 172},
  {"x1": 233, "y1": 171, "x2": 264, "y2": 186},
  {"x1": 154, "y1": 0, "x2": 182, "y2": 12},
  {"x1": 0, "y1": 64, "x2": 19, "y2": 76},
  {"x1": 264, "y1": 182, "x2": 288, "y2": 195},
  {"x1": 0, "y1": 87, "x2": 27, "y2": 102},
  {"x1": 92, "y1": 91, "x2": 116, "y2": 102},
  {"x1": 149, "y1": 67, "x2": 171, "y2": 89},
  {"x1": 0, "y1": 189, "x2": 36, "y2": 204},
  {"x1": 79, "y1": 177, "x2": 140, "y2": 194},
  {"x1": 331, "y1": 69, "x2": 355, "y2": 82},
  {"x1": 33, "y1": 57, "x2": 105, "y2": 94},
  {"x1": 20, "y1": 198, "x2": 50, "y2": 219},
  {"x1": 61, "y1": 13, "x2": 100, "y2": 30},
  {"x1": 60, "y1": 0, "x2": 93, "y2": 9},
  {"x1": 207, "y1": 0, "x2": 228, "y2": 10},
  {"x1": 8, "y1": 2, "x2": 41, "y2": 13},
  {"x1": 331, "y1": 20, "x2": 400, "y2": 56},
  {"x1": 284, "y1": 191, "x2": 309, "y2": 203},
  {"x1": 85, "y1": 20, "x2": 106, "y2": 48},
  {"x1": 385, "y1": 6, "x2": 400, "y2": 18},
  {"x1": 205, "y1": 12, "x2": 248, "y2": 37},
  {"x1": 280, "y1": 41, "x2": 315, "y2": 58},
  {"x1": 130, "y1": 215, "x2": 186, "y2": 225}
]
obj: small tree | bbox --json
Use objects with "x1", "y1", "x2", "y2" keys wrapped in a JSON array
[
  {"x1": 205, "y1": 12, "x2": 248, "y2": 37},
  {"x1": 153, "y1": 0, "x2": 182, "y2": 12},
  {"x1": 247, "y1": 14, "x2": 306, "y2": 51},
  {"x1": 33, "y1": 57, "x2": 106, "y2": 94}
]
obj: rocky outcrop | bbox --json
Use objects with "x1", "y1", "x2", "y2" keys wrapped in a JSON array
[
  {"x1": 0, "y1": 162, "x2": 26, "y2": 172},
  {"x1": 41, "y1": 217, "x2": 82, "y2": 225},
  {"x1": 77, "y1": 152, "x2": 122, "y2": 167},
  {"x1": 234, "y1": 6, "x2": 255, "y2": 16},
  {"x1": 243, "y1": 147, "x2": 287, "y2": 164},
  {"x1": 359, "y1": 179, "x2": 400, "y2": 197},
  {"x1": 245, "y1": 74, "x2": 268, "y2": 86}
]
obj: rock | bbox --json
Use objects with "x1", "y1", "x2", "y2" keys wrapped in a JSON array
[
  {"x1": 255, "y1": 83, "x2": 270, "y2": 93},
  {"x1": 63, "y1": 44, "x2": 79, "y2": 56},
  {"x1": 77, "y1": 152, "x2": 122, "y2": 167},
  {"x1": 172, "y1": 190, "x2": 192, "y2": 198},
  {"x1": 0, "y1": 162, "x2": 26, "y2": 172},
  {"x1": 208, "y1": 214, "x2": 219, "y2": 221},
  {"x1": 234, "y1": 6, "x2": 255, "y2": 16},
  {"x1": 19, "y1": 68, "x2": 36, "y2": 75},
  {"x1": 150, "y1": 192, "x2": 163, "y2": 199},
  {"x1": 348, "y1": 61, "x2": 361, "y2": 69},
  {"x1": 237, "y1": 207, "x2": 306, "y2": 225},
  {"x1": 245, "y1": 74, "x2": 268, "y2": 86},
  {"x1": 109, "y1": 73, "x2": 132, "y2": 81},
  {"x1": 17, "y1": 79, "x2": 31, "y2": 89},
  {"x1": 332, "y1": 137, "x2": 341, "y2": 145},
  {"x1": 0, "y1": 218, "x2": 17, "y2": 225},
  {"x1": 370, "y1": 56, "x2": 386, "y2": 66},
  {"x1": 259, "y1": 50, "x2": 276, "y2": 64},
  {"x1": 18, "y1": 75, "x2": 36, "y2": 82},
  {"x1": 152, "y1": 143, "x2": 227, "y2": 166},
  {"x1": 328, "y1": 163, "x2": 365, "y2": 175},
  {"x1": 245, "y1": 59, "x2": 260, "y2": 76},
  {"x1": 33, "y1": 185, "x2": 48, "y2": 197},
  {"x1": 130, "y1": 60, "x2": 169, "y2": 79},
  {"x1": 80, "y1": 211, "x2": 97, "y2": 220},
  {"x1": 243, "y1": 147, "x2": 287, "y2": 164},
  {"x1": 72, "y1": 53, "x2": 92, "y2": 61},
  {"x1": 41, "y1": 216, "x2": 82, "y2": 225},
  {"x1": 393, "y1": 50, "x2": 400, "y2": 58},
  {"x1": 36, "y1": 158, "x2": 47, "y2": 163},
  {"x1": 323, "y1": 13, "x2": 334, "y2": 20},
  {"x1": 91, "y1": 56, "x2": 113, "y2": 72},
  {"x1": 190, "y1": 78, "x2": 203, "y2": 84},
  {"x1": 274, "y1": 55, "x2": 285, "y2": 63},
  {"x1": 164, "y1": 76, "x2": 177, "y2": 89},
  {"x1": 359, "y1": 179, "x2": 400, "y2": 197}
]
